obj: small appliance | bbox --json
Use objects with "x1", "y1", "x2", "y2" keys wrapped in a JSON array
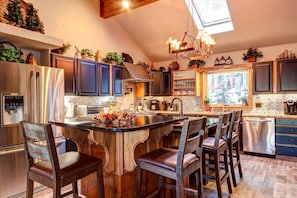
[
  {"x1": 149, "y1": 99, "x2": 160, "y2": 110},
  {"x1": 283, "y1": 99, "x2": 297, "y2": 115}
]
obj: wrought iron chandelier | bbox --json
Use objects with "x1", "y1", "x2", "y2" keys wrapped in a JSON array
[
  {"x1": 167, "y1": 0, "x2": 216, "y2": 60},
  {"x1": 167, "y1": 30, "x2": 216, "y2": 60}
]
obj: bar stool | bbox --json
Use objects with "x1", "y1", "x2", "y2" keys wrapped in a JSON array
[
  {"x1": 20, "y1": 121, "x2": 105, "y2": 198},
  {"x1": 227, "y1": 110, "x2": 243, "y2": 187},
  {"x1": 202, "y1": 112, "x2": 233, "y2": 198},
  {"x1": 136, "y1": 117, "x2": 207, "y2": 198}
]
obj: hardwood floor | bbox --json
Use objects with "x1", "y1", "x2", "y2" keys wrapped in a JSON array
[
  {"x1": 203, "y1": 154, "x2": 297, "y2": 198},
  {"x1": 31, "y1": 154, "x2": 297, "y2": 198}
]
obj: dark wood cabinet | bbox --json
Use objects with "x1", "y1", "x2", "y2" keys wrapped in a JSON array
[
  {"x1": 150, "y1": 71, "x2": 162, "y2": 96},
  {"x1": 98, "y1": 63, "x2": 110, "y2": 95},
  {"x1": 77, "y1": 59, "x2": 98, "y2": 96},
  {"x1": 253, "y1": 61, "x2": 273, "y2": 94},
  {"x1": 163, "y1": 72, "x2": 172, "y2": 95},
  {"x1": 112, "y1": 65, "x2": 123, "y2": 96},
  {"x1": 51, "y1": 53, "x2": 77, "y2": 95},
  {"x1": 148, "y1": 71, "x2": 172, "y2": 96},
  {"x1": 277, "y1": 59, "x2": 297, "y2": 92},
  {"x1": 51, "y1": 54, "x2": 123, "y2": 96}
]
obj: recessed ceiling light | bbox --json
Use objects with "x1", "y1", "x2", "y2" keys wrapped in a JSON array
[{"x1": 122, "y1": 0, "x2": 130, "y2": 9}]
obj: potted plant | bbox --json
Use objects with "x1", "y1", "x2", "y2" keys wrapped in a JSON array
[
  {"x1": 188, "y1": 59, "x2": 205, "y2": 68},
  {"x1": 102, "y1": 52, "x2": 123, "y2": 65},
  {"x1": 242, "y1": 48, "x2": 263, "y2": 62},
  {"x1": 0, "y1": 41, "x2": 24, "y2": 63},
  {"x1": 204, "y1": 97, "x2": 211, "y2": 111},
  {"x1": 51, "y1": 42, "x2": 71, "y2": 55},
  {"x1": 241, "y1": 96, "x2": 248, "y2": 106},
  {"x1": 80, "y1": 48, "x2": 94, "y2": 59}
]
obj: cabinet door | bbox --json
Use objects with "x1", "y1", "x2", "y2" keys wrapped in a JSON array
[
  {"x1": 112, "y1": 65, "x2": 123, "y2": 96},
  {"x1": 253, "y1": 61, "x2": 273, "y2": 94},
  {"x1": 277, "y1": 59, "x2": 297, "y2": 92},
  {"x1": 77, "y1": 59, "x2": 98, "y2": 96},
  {"x1": 150, "y1": 71, "x2": 163, "y2": 96},
  {"x1": 51, "y1": 53, "x2": 76, "y2": 94},
  {"x1": 163, "y1": 72, "x2": 172, "y2": 96},
  {"x1": 98, "y1": 63, "x2": 110, "y2": 95}
]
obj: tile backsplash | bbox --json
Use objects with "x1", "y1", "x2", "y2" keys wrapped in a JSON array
[{"x1": 65, "y1": 93, "x2": 297, "y2": 116}]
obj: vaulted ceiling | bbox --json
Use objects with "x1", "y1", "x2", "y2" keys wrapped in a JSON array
[{"x1": 100, "y1": 0, "x2": 297, "y2": 62}]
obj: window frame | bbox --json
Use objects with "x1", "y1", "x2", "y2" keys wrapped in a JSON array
[{"x1": 201, "y1": 65, "x2": 253, "y2": 110}]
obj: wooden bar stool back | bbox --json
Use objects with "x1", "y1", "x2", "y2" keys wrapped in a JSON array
[
  {"x1": 227, "y1": 110, "x2": 243, "y2": 187},
  {"x1": 202, "y1": 112, "x2": 233, "y2": 198},
  {"x1": 136, "y1": 117, "x2": 207, "y2": 198},
  {"x1": 20, "y1": 121, "x2": 105, "y2": 198}
]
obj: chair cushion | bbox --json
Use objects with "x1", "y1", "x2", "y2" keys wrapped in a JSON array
[
  {"x1": 30, "y1": 151, "x2": 102, "y2": 181},
  {"x1": 202, "y1": 137, "x2": 227, "y2": 149},
  {"x1": 137, "y1": 148, "x2": 198, "y2": 172},
  {"x1": 232, "y1": 133, "x2": 239, "y2": 139}
]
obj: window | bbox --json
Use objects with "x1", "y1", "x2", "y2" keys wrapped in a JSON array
[
  {"x1": 204, "y1": 68, "x2": 251, "y2": 106},
  {"x1": 185, "y1": 0, "x2": 234, "y2": 35}
]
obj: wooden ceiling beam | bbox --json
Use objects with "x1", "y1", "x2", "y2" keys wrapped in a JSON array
[{"x1": 100, "y1": 0, "x2": 159, "y2": 18}]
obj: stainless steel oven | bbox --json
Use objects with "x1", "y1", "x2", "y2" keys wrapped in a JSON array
[{"x1": 242, "y1": 117, "x2": 275, "y2": 156}]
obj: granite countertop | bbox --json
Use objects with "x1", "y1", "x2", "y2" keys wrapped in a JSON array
[
  {"x1": 52, "y1": 114, "x2": 185, "y2": 132},
  {"x1": 145, "y1": 110, "x2": 297, "y2": 119}
]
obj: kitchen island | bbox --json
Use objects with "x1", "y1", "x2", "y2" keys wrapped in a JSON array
[{"x1": 52, "y1": 114, "x2": 185, "y2": 198}]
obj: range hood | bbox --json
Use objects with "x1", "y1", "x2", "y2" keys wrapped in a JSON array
[{"x1": 122, "y1": 62, "x2": 152, "y2": 82}]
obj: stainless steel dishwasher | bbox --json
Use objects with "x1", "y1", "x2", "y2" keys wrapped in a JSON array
[{"x1": 242, "y1": 117, "x2": 275, "y2": 156}]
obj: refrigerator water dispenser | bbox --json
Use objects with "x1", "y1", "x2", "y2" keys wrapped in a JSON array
[{"x1": 1, "y1": 93, "x2": 24, "y2": 126}]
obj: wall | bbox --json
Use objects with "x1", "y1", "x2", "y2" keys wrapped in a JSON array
[
  {"x1": 25, "y1": 1, "x2": 297, "y2": 114},
  {"x1": 23, "y1": 0, "x2": 151, "y2": 112},
  {"x1": 150, "y1": 42, "x2": 297, "y2": 115},
  {"x1": 154, "y1": 42, "x2": 297, "y2": 70},
  {"x1": 28, "y1": 0, "x2": 150, "y2": 64}
]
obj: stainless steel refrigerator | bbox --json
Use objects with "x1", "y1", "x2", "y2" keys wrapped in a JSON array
[{"x1": 0, "y1": 61, "x2": 64, "y2": 197}]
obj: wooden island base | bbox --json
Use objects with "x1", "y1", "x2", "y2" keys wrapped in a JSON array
[{"x1": 63, "y1": 123, "x2": 174, "y2": 198}]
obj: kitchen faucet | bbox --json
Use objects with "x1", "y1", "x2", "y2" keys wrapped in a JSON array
[{"x1": 170, "y1": 97, "x2": 183, "y2": 117}]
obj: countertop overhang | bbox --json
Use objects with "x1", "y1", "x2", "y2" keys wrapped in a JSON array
[{"x1": 51, "y1": 114, "x2": 186, "y2": 132}]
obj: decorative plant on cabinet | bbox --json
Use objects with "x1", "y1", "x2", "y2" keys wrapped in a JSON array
[
  {"x1": 242, "y1": 48, "x2": 263, "y2": 62},
  {"x1": 102, "y1": 52, "x2": 123, "y2": 65}
]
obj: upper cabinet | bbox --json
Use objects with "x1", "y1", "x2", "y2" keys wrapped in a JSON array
[
  {"x1": 77, "y1": 59, "x2": 98, "y2": 96},
  {"x1": 0, "y1": 23, "x2": 62, "y2": 66},
  {"x1": 112, "y1": 65, "x2": 123, "y2": 96},
  {"x1": 135, "y1": 71, "x2": 171, "y2": 97},
  {"x1": 277, "y1": 59, "x2": 297, "y2": 93},
  {"x1": 98, "y1": 63, "x2": 111, "y2": 95},
  {"x1": 145, "y1": 71, "x2": 171, "y2": 96},
  {"x1": 51, "y1": 53, "x2": 77, "y2": 95},
  {"x1": 253, "y1": 61, "x2": 273, "y2": 94},
  {"x1": 51, "y1": 54, "x2": 122, "y2": 96},
  {"x1": 172, "y1": 69, "x2": 199, "y2": 96}
]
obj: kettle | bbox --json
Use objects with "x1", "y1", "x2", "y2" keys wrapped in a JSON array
[{"x1": 159, "y1": 101, "x2": 168, "y2": 111}]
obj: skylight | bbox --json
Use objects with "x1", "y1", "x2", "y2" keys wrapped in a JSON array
[{"x1": 185, "y1": 0, "x2": 234, "y2": 35}]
